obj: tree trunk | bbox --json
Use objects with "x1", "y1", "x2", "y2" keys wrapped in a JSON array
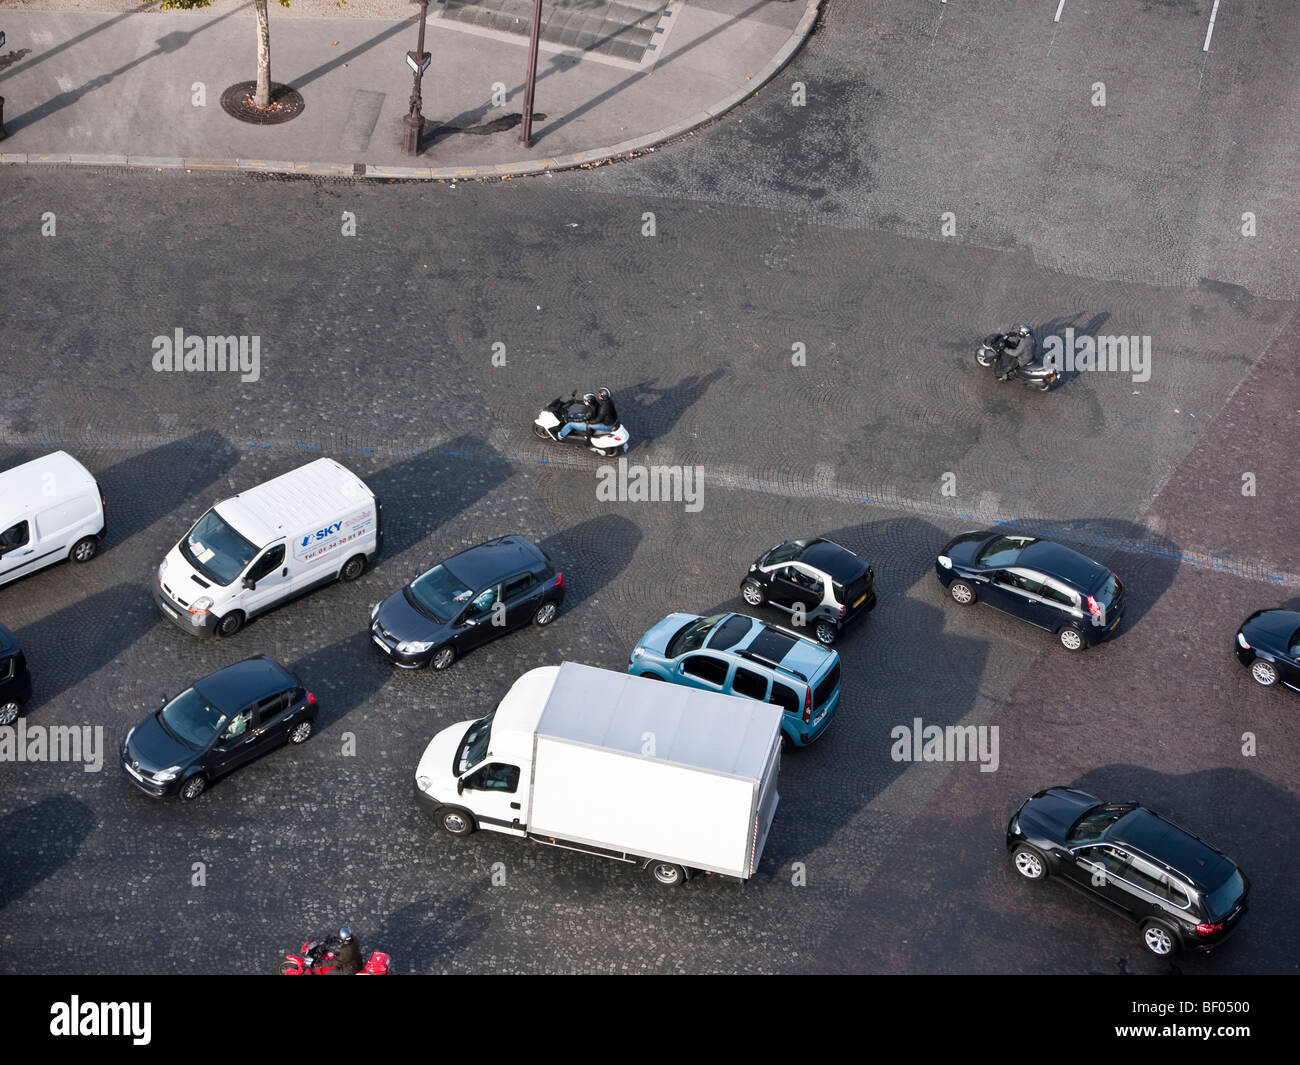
[{"x1": 254, "y1": 0, "x2": 271, "y2": 108}]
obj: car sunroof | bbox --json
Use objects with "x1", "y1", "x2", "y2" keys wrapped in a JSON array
[
  {"x1": 747, "y1": 627, "x2": 797, "y2": 662},
  {"x1": 706, "y1": 614, "x2": 753, "y2": 652}
]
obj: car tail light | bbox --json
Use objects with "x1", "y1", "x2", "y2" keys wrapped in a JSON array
[
  {"x1": 802, "y1": 688, "x2": 812, "y2": 725},
  {"x1": 838, "y1": 604, "x2": 846, "y2": 618},
  {"x1": 307, "y1": 692, "x2": 317, "y2": 706},
  {"x1": 1087, "y1": 596, "x2": 1102, "y2": 618},
  {"x1": 1195, "y1": 922, "x2": 1223, "y2": 936},
  {"x1": 554, "y1": 571, "x2": 564, "y2": 588}
]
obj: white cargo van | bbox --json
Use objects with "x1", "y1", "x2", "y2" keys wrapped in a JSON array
[
  {"x1": 415, "y1": 662, "x2": 783, "y2": 886},
  {"x1": 0, "y1": 451, "x2": 106, "y2": 588},
  {"x1": 154, "y1": 458, "x2": 381, "y2": 637}
]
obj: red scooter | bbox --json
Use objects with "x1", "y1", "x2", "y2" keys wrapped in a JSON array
[{"x1": 279, "y1": 938, "x2": 392, "y2": 975}]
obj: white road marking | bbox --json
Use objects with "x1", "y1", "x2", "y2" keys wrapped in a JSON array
[
  {"x1": 1054, "y1": 0, "x2": 1065, "y2": 22},
  {"x1": 1204, "y1": 0, "x2": 1221, "y2": 51}
]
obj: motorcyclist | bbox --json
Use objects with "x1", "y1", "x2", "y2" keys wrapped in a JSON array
[
  {"x1": 327, "y1": 926, "x2": 364, "y2": 975},
  {"x1": 556, "y1": 392, "x2": 598, "y2": 440},
  {"x1": 592, "y1": 386, "x2": 618, "y2": 430},
  {"x1": 996, "y1": 325, "x2": 1035, "y2": 379}
]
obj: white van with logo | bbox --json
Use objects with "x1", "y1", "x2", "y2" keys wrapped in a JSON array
[
  {"x1": 0, "y1": 451, "x2": 106, "y2": 588},
  {"x1": 154, "y1": 458, "x2": 381, "y2": 637}
]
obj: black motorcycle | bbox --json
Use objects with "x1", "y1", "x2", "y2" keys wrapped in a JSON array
[{"x1": 976, "y1": 333, "x2": 1059, "y2": 392}]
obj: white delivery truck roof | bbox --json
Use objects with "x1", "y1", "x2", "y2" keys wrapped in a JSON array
[
  {"x1": 537, "y1": 661, "x2": 781, "y2": 780},
  {"x1": 0, "y1": 451, "x2": 99, "y2": 528},
  {"x1": 213, "y1": 458, "x2": 372, "y2": 547}
]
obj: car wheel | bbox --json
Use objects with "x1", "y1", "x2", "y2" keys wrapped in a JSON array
[
  {"x1": 0, "y1": 700, "x2": 20, "y2": 726},
  {"x1": 813, "y1": 619, "x2": 838, "y2": 645},
  {"x1": 436, "y1": 807, "x2": 476, "y2": 837},
  {"x1": 741, "y1": 580, "x2": 767, "y2": 607},
  {"x1": 949, "y1": 580, "x2": 976, "y2": 606},
  {"x1": 779, "y1": 731, "x2": 791, "y2": 753},
  {"x1": 533, "y1": 601, "x2": 558, "y2": 626},
  {"x1": 69, "y1": 536, "x2": 99, "y2": 563},
  {"x1": 640, "y1": 672, "x2": 665, "y2": 681},
  {"x1": 1011, "y1": 845, "x2": 1048, "y2": 881},
  {"x1": 1141, "y1": 921, "x2": 1178, "y2": 957},
  {"x1": 431, "y1": 645, "x2": 456, "y2": 671},
  {"x1": 180, "y1": 774, "x2": 207, "y2": 802},
  {"x1": 339, "y1": 555, "x2": 366, "y2": 582},
  {"x1": 646, "y1": 861, "x2": 685, "y2": 887},
  {"x1": 289, "y1": 720, "x2": 313, "y2": 745},
  {"x1": 1059, "y1": 626, "x2": 1085, "y2": 652},
  {"x1": 216, "y1": 611, "x2": 244, "y2": 638},
  {"x1": 1250, "y1": 659, "x2": 1278, "y2": 687}
]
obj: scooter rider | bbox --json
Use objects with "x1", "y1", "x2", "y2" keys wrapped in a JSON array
[
  {"x1": 593, "y1": 386, "x2": 618, "y2": 430},
  {"x1": 556, "y1": 392, "x2": 598, "y2": 440},
  {"x1": 993, "y1": 325, "x2": 1034, "y2": 380},
  {"x1": 327, "y1": 926, "x2": 363, "y2": 975}
]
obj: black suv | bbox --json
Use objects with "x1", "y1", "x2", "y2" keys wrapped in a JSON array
[
  {"x1": 740, "y1": 538, "x2": 876, "y2": 645},
  {"x1": 0, "y1": 622, "x2": 33, "y2": 726},
  {"x1": 936, "y1": 530, "x2": 1124, "y2": 650},
  {"x1": 1007, "y1": 787, "x2": 1249, "y2": 956},
  {"x1": 370, "y1": 535, "x2": 563, "y2": 670},
  {"x1": 121, "y1": 656, "x2": 317, "y2": 801}
]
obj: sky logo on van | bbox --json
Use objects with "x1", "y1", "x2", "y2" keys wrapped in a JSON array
[{"x1": 301, "y1": 522, "x2": 343, "y2": 549}]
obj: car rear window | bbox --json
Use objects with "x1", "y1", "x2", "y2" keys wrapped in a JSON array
[
  {"x1": 1206, "y1": 869, "x2": 1247, "y2": 921},
  {"x1": 1093, "y1": 573, "x2": 1122, "y2": 607},
  {"x1": 813, "y1": 663, "x2": 840, "y2": 709}
]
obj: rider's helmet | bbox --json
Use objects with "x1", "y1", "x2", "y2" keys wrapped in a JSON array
[
  {"x1": 596, "y1": 387, "x2": 612, "y2": 400},
  {"x1": 338, "y1": 926, "x2": 353, "y2": 943},
  {"x1": 582, "y1": 392, "x2": 597, "y2": 406},
  {"x1": 1017, "y1": 325, "x2": 1032, "y2": 337}
]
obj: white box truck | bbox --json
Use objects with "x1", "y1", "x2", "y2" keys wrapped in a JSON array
[
  {"x1": 414, "y1": 661, "x2": 783, "y2": 886},
  {"x1": 154, "y1": 458, "x2": 381, "y2": 637},
  {"x1": 0, "y1": 451, "x2": 106, "y2": 587}
]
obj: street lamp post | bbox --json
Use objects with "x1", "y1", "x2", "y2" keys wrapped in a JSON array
[
  {"x1": 401, "y1": 0, "x2": 431, "y2": 156},
  {"x1": 518, "y1": 0, "x2": 543, "y2": 148}
]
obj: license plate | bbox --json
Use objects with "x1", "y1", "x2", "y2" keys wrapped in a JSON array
[
  {"x1": 161, "y1": 603, "x2": 179, "y2": 620},
  {"x1": 124, "y1": 763, "x2": 145, "y2": 782},
  {"x1": 372, "y1": 634, "x2": 392, "y2": 654}
]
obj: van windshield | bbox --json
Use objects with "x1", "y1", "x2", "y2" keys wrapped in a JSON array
[
  {"x1": 455, "y1": 711, "x2": 495, "y2": 775},
  {"x1": 181, "y1": 509, "x2": 258, "y2": 586},
  {"x1": 159, "y1": 687, "x2": 228, "y2": 749},
  {"x1": 407, "y1": 564, "x2": 474, "y2": 623}
]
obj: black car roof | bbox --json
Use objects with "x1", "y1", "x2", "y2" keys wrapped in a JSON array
[
  {"x1": 1017, "y1": 540, "x2": 1108, "y2": 589},
  {"x1": 1112, "y1": 808, "x2": 1235, "y2": 889},
  {"x1": 193, "y1": 656, "x2": 297, "y2": 713},
  {"x1": 443, "y1": 536, "x2": 547, "y2": 588},
  {"x1": 797, "y1": 539, "x2": 868, "y2": 582}
]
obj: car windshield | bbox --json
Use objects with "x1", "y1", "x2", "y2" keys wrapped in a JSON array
[
  {"x1": 158, "y1": 687, "x2": 228, "y2": 749},
  {"x1": 666, "y1": 614, "x2": 724, "y2": 658},
  {"x1": 407, "y1": 564, "x2": 474, "y2": 623},
  {"x1": 455, "y1": 711, "x2": 495, "y2": 775},
  {"x1": 180, "y1": 508, "x2": 258, "y2": 586},
  {"x1": 764, "y1": 540, "x2": 808, "y2": 566},
  {"x1": 1206, "y1": 869, "x2": 1247, "y2": 921},
  {"x1": 976, "y1": 535, "x2": 1036, "y2": 569},
  {"x1": 1067, "y1": 804, "x2": 1134, "y2": 844}
]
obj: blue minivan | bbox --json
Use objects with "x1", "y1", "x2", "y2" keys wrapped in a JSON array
[{"x1": 629, "y1": 612, "x2": 841, "y2": 747}]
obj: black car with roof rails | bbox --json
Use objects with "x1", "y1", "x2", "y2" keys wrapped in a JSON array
[
  {"x1": 370, "y1": 535, "x2": 563, "y2": 671},
  {"x1": 1234, "y1": 608, "x2": 1300, "y2": 691},
  {"x1": 1007, "y1": 787, "x2": 1249, "y2": 957},
  {"x1": 740, "y1": 537, "x2": 876, "y2": 645},
  {"x1": 935, "y1": 530, "x2": 1124, "y2": 650},
  {"x1": 0, "y1": 622, "x2": 33, "y2": 726},
  {"x1": 120, "y1": 655, "x2": 317, "y2": 801}
]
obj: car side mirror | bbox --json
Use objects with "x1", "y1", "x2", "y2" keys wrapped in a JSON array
[
  {"x1": 456, "y1": 778, "x2": 465, "y2": 795},
  {"x1": 158, "y1": 695, "x2": 168, "y2": 708},
  {"x1": 243, "y1": 577, "x2": 256, "y2": 590}
]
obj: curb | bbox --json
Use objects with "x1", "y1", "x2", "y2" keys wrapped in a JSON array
[{"x1": 0, "y1": 0, "x2": 821, "y2": 181}]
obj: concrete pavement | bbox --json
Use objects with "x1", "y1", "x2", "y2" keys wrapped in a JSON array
[{"x1": 0, "y1": 0, "x2": 820, "y2": 178}]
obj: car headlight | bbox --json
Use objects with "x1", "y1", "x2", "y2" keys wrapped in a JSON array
[
  {"x1": 632, "y1": 646, "x2": 644, "y2": 659},
  {"x1": 370, "y1": 602, "x2": 380, "y2": 620},
  {"x1": 398, "y1": 640, "x2": 434, "y2": 654},
  {"x1": 937, "y1": 555, "x2": 952, "y2": 569},
  {"x1": 1236, "y1": 632, "x2": 1249, "y2": 649},
  {"x1": 190, "y1": 596, "x2": 213, "y2": 613},
  {"x1": 416, "y1": 776, "x2": 432, "y2": 792},
  {"x1": 158, "y1": 558, "x2": 168, "y2": 580},
  {"x1": 153, "y1": 764, "x2": 184, "y2": 782}
]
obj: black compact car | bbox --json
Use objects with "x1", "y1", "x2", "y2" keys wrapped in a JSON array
[
  {"x1": 1235, "y1": 608, "x2": 1300, "y2": 691},
  {"x1": 739, "y1": 537, "x2": 876, "y2": 645},
  {"x1": 1007, "y1": 787, "x2": 1249, "y2": 957},
  {"x1": 370, "y1": 535, "x2": 563, "y2": 670},
  {"x1": 0, "y1": 622, "x2": 33, "y2": 726},
  {"x1": 935, "y1": 530, "x2": 1124, "y2": 650},
  {"x1": 121, "y1": 656, "x2": 316, "y2": 801}
]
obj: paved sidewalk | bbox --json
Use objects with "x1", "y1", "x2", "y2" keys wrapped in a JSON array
[{"x1": 0, "y1": 0, "x2": 820, "y2": 178}]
